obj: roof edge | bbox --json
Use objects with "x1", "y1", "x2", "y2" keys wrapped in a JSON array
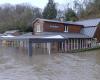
[{"x1": 32, "y1": 18, "x2": 84, "y2": 26}]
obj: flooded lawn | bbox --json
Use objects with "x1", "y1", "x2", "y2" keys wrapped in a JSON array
[{"x1": 0, "y1": 46, "x2": 100, "y2": 80}]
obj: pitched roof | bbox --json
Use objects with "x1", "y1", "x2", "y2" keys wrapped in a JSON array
[
  {"x1": 33, "y1": 32, "x2": 91, "y2": 39},
  {"x1": 75, "y1": 18, "x2": 100, "y2": 27},
  {"x1": 62, "y1": 32, "x2": 91, "y2": 39},
  {"x1": 0, "y1": 32, "x2": 91, "y2": 41},
  {"x1": 80, "y1": 27, "x2": 97, "y2": 37},
  {"x1": 4, "y1": 30, "x2": 19, "y2": 34},
  {"x1": 32, "y1": 18, "x2": 83, "y2": 26},
  {"x1": 17, "y1": 32, "x2": 91, "y2": 39},
  {"x1": 75, "y1": 18, "x2": 100, "y2": 37}
]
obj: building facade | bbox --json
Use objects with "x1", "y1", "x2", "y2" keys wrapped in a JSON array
[
  {"x1": 32, "y1": 18, "x2": 83, "y2": 34},
  {"x1": 32, "y1": 18, "x2": 98, "y2": 53}
]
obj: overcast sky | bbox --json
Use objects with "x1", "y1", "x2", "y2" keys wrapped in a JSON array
[{"x1": 0, "y1": 0, "x2": 74, "y2": 9}]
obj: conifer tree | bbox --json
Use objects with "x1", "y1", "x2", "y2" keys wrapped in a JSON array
[
  {"x1": 43, "y1": 0, "x2": 57, "y2": 19},
  {"x1": 65, "y1": 8, "x2": 78, "y2": 21}
]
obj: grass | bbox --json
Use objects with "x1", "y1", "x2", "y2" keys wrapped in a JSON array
[{"x1": 69, "y1": 46, "x2": 100, "y2": 53}]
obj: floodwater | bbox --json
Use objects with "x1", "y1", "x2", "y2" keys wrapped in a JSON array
[{"x1": 0, "y1": 46, "x2": 100, "y2": 80}]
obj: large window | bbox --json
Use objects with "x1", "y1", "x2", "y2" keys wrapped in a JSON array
[
  {"x1": 36, "y1": 24, "x2": 41, "y2": 32},
  {"x1": 64, "y1": 26, "x2": 68, "y2": 32}
]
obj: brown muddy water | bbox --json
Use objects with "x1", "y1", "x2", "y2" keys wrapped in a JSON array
[{"x1": 0, "y1": 46, "x2": 100, "y2": 80}]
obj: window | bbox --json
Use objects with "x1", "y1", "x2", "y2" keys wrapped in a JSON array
[
  {"x1": 36, "y1": 24, "x2": 41, "y2": 32},
  {"x1": 64, "y1": 26, "x2": 68, "y2": 32}
]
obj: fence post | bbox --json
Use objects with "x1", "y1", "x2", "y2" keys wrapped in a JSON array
[{"x1": 28, "y1": 39, "x2": 32, "y2": 56}]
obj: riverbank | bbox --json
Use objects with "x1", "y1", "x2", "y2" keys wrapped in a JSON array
[{"x1": 70, "y1": 46, "x2": 100, "y2": 53}]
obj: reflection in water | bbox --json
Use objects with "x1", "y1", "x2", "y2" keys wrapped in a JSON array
[{"x1": 0, "y1": 46, "x2": 100, "y2": 80}]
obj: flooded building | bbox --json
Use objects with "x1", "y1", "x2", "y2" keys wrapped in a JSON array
[
  {"x1": 32, "y1": 18, "x2": 97, "y2": 53},
  {"x1": 0, "y1": 18, "x2": 100, "y2": 56}
]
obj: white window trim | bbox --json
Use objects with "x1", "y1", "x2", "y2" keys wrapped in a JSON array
[
  {"x1": 64, "y1": 26, "x2": 68, "y2": 32},
  {"x1": 36, "y1": 24, "x2": 41, "y2": 32}
]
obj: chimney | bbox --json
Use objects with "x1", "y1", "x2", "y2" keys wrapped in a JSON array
[{"x1": 59, "y1": 17, "x2": 64, "y2": 22}]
